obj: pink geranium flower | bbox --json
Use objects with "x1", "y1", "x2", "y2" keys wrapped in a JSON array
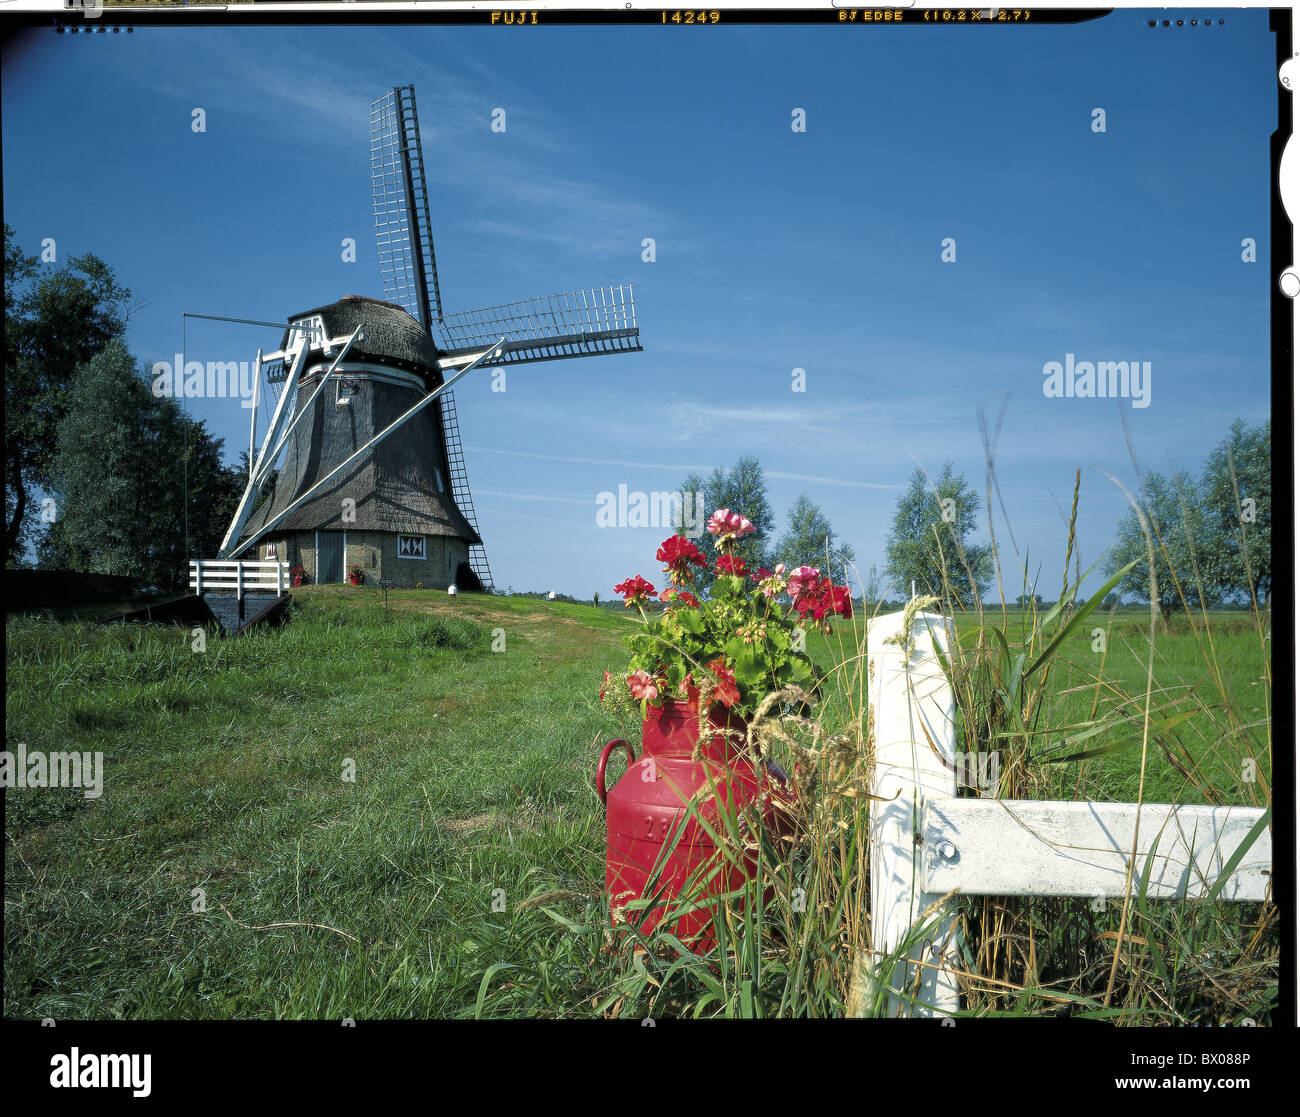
[
  {"x1": 785, "y1": 565, "x2": 821, "y2": 601},
  {"x1": 706, "y1": 508, "x2": 756, "y2": 545},
  {"x1": 627, "y1": 670, "x2": 659, "y2": 701}
]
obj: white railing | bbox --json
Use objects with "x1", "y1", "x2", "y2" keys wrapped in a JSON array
[
  {"x1": 861, "y1": 605, "x2": 1272, "y2": 1018},
  {"x1": 189, "y1": 560, "x2": 290, "y2": 600}
]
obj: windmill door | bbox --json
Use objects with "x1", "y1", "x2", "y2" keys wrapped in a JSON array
[{"x1": 316, "y1": 532, "x2": 345, "y2": 584}]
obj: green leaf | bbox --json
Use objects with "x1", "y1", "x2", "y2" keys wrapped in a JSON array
[
  {"x1": 1024, "y1": 562, "x2": 1135, "y2": 679},
  {"x1": 1206, "y1": 806, "x2": 1271, "y2": 902}
]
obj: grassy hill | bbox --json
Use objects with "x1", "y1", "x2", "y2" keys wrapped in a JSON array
[{"x1": 4, "y1": 588, "x2": 1273, "y2": 1019}]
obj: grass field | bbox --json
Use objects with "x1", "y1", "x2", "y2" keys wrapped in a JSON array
[{"x1": 3, "y1": 588, "x2": 1273, "y2": 1019}]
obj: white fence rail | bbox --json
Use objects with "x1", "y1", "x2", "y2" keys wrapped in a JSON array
[
  {"x1": 189, "y1": 560, "x2": 290, "y2": 600},
  {"x1": 863, "y1": 605, "x2": 1272, "y2": 1019}
]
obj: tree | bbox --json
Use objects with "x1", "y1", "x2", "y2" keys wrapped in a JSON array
[
  {"x1": 774, "y1": 493, "x2": 856, "y2": 588},
  {"x1": 863, "y1": 564, "x2": 884, "y2": 605},
  {"x1": 1201, "y1": 419, "x2": 1270, "y2": 605},
  {"x1": 676, "y1": 455, "x2": 776, "y2": 592},
  {"x1": 5, "y1": 225, "x2": 132, "y2": 565},
  {"x1": 1106, "y1": 470, "x2": 1218, "y2": 622},
  {"x1": 40, "y1": 340, "x2": 155, "y2": 578},
  {"x1": 884, "y1": 463, "x2": 992, "y2": 606},
  {"x1": 39, "y1": 341, "x2": 243, "y2": 589}
]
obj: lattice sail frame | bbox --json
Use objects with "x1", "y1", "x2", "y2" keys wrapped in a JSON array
[
  {"x1": 371, "y1": 86, "x2": 492, "y2": 588},
  {"x1": 370, "y1": 85, "x2": 644, "y2": 593},
  {"x1": 371, "y1": 87, "x2": 443, "y2": 326},
  {"x1": 439, "y1": 285, "x2": 640, "y2": 365}
]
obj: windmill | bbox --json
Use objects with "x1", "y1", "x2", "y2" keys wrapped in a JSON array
[{"x1": 216, "y1": 84, "x2": 642, "y2": 591}]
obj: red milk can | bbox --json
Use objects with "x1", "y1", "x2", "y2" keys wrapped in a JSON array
[{"x1": 597, "y1": 696, "x2": 793, "y2": 949}]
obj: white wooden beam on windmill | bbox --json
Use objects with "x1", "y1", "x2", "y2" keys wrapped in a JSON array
[
  {"x1": 232, "y1": 337, "x2": 507, "y2": 560},
  {"x1": 217, "y1": 325, "x2": 364, "y2": 559}
]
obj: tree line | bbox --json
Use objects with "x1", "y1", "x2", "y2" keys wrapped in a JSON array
[
  {"x1": 674, "y1": 456, "x2": 857, "y2": 592},
  {"x1": 5, "y1": 225, "x2": 241, "y2": 589},
  {"x1": 5, "y1": 225, "x2": 1269, "y2": 614},
  {"x1": 876, "y1": 429, "x2": 1269, "y2": 615}
]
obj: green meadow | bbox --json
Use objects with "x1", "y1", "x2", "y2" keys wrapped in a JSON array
[{"x1": 4, "y1": 589, "x2": 1272, "y2": 1019}]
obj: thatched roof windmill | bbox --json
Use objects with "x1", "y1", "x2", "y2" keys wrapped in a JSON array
[{"x1": 217, "y1": 85, "x2": 642, "y2": 590}]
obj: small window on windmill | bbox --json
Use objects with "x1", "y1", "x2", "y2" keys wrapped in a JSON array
[
  {"x1": 288, "y1": 314, "x2": 328, "y2": 361},
  {"x1": 397, "y1": 535, "x2": 426, "y2": 560},
  {"x1": 264, "y1": 542, "x2": 277, "y2": 560},
  {"x1": 435, "y1": 467, "x2": 446, "y2": 494},
  {"x1": 336, "y1": 378, "x2": 359, "y2": 406}
]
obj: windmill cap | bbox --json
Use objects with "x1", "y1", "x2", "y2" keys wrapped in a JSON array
[{"x1": 284, "y1": 294, "x2": 442, "y2": 375}]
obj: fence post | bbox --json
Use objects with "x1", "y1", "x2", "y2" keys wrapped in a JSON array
[
  {"x1": 236, "y1": 563, "x2": 244, "y2": 602},
  {"x1": 276, "y1": 561, "x2": 284, "y2": 596},
  {"x1": 864, "y1": 605, "x2": 961, "y2": 1018},
  {"x1": 193, "y1": 561, "x2": 202, "y2": 596}
]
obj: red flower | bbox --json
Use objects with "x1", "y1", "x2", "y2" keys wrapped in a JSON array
[
  {"x1": 715, "y1": 554, "x2": 747, "y2": 577},
  {"x1": 828, "y1": 583, "x2": 854, "y2": 619},
  {"x1": 707, "y1": 657, "x2": 741, "y2": 708},
  {"x1": 786, "y1": 565, "x2": 822, "y2": 602},
  {"x1": 614, "y1": 575, "x2": 656, "y2": 608},
  {"x1": 627, "y1": 670, "x2": 660, "y2": 701},
  {"x1": 656, "y1": 535, "x2": 707, "y2": 585},
  {"x1": 791, "y1": 575, "x2": 853, "y2": 621},
  {"x1": 660, "y1": 586, "x2": 702, "y2": 609}
]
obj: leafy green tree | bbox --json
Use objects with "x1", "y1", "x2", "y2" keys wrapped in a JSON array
[
  {"x1": 1200, "y1": 419, "x2": 1270, "y2": 605},
  {"x1": 884, "y1": 463, "x2": 992, "y2": 605},
  {"x1": 39, "y1": 340, "x2": 154, "y2": 577},
  {"x1": 1106, "y1": 470, "x2": 1218, "y2": 621},
  {"x1": 39, "y1": 341, "x2": 242, "y2": 589},
  {"x1": 676, "y1": 455, "x2": 776, "y2": 592},
  {"x1": 774, "y1": 493, "x2": 856, "y2": 587},
  {"x1": 5, "y1": 224, "x2": 132, "y2": 565},
  {"x1": 863, "y1": 564, "x2": 883, "y2": 605},
  {"x1": 157, "y1": 401, "x2": 243, "y2": 579}
]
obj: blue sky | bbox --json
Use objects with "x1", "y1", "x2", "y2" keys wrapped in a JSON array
[{"x1": 2, "y1": 11, "x2": 1275, "y2": 599}]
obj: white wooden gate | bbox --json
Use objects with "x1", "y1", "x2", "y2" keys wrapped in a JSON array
[
  {"x1": 861, "y1": 605, "x2": 1272, "y2": 1018},
  {"x1": 189, "y1": 560, "x2": 290, "y2": 600}
]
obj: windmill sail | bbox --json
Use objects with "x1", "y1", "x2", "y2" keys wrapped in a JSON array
[
  {"x1": 370, "y1": 84, "x2": 644, "y2": 593},
  {"x1": 437, "y1": 285, "x2": 641, "y2": 368},
  {"x1": 371, "y1": 85, "x2": 492, "y2": 589}
]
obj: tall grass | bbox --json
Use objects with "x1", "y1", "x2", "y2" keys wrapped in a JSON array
[{"x1": 479, "y1": 464, "x2": 1274, "y2": 1021}]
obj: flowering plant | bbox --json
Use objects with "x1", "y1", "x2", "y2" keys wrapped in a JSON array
[
  {"x1": 601, "y1": 509, "x2": 854, "y2": 720},
  {"x1": 290, "y1": 565, "x2": 308, "y2": 588}
]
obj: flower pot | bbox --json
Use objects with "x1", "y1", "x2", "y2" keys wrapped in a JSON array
[
  {"x1": 640, "y1": 692, "x2": 748, "y2": 762},
  {"x1": 599, "y1": 698, "x2": 795, "y2": 950}
]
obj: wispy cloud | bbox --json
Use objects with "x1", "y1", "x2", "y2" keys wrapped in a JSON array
[
  {"x1": 767, "y1": 471, "x2": 898, "y2": 491},
  {"x1": 474, "y1": 487, "x2": 593, "y2": 507},
  {"x1": 467, "y1": 446, "x2": 709, "y2": 472}
]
